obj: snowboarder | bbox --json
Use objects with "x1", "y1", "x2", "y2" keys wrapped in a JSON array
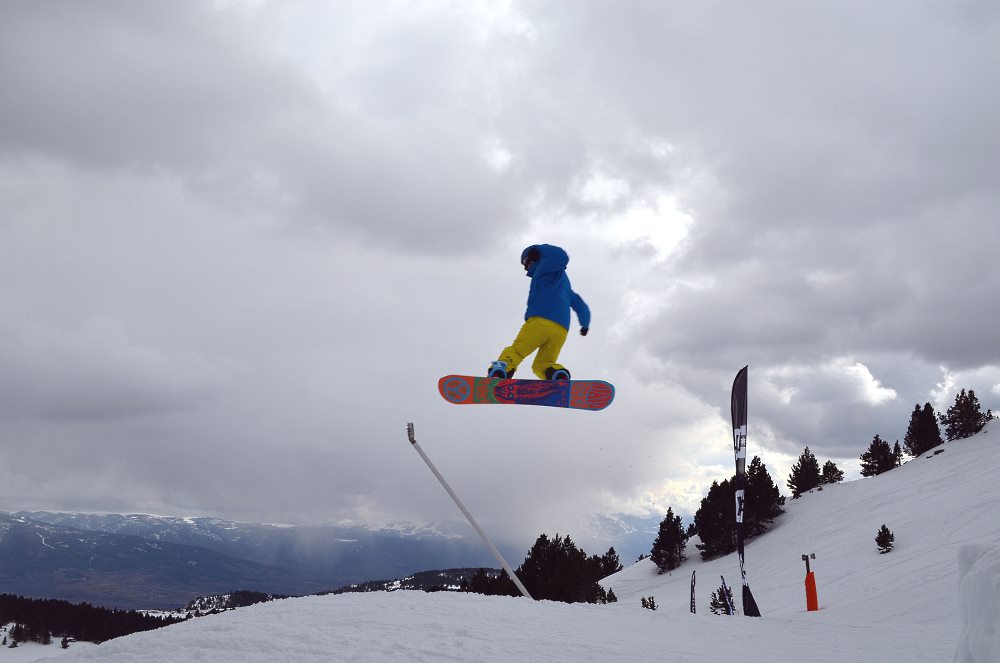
[{"x1": 488, "y1": 244, "x2": 590, "y2": 380}]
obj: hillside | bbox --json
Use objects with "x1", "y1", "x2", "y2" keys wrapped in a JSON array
[
  {"x1": 603, "y1": 418, "x2": 1000, "y2": 626},
  {"x1": 21, "y1": 421, "x2": 998, "y2": 662}
]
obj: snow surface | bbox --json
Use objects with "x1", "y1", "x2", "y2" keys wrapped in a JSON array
[
  {"x1": 955, "y1": 544, "x2": 1000, "y2": 663},
  {"x1": 21, "y1": 421, "x2": 1000, "y2": 662},
  {"x1": 0, "y1": 624, "x2": 96, "y2": 663}
]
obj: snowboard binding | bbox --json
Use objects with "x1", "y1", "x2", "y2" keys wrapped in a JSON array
[
  {"x1": 545, "y1": 367, "x2": 571, "y2": 380},
  {"x1": 487, "y1": 361, "x2": 513, "y2": 379}
]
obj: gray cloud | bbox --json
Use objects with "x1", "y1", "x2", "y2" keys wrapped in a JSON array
[{"x1": 1, "y1": 1, "x2": 998, "y2": 551}]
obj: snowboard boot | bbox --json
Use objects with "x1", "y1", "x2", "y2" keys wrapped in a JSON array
[
  {"x1": 545, "y1": 367, "x2": 571, "y2": 380},
  {"x1": 488, "y1": 360, "x2": 511, "y2": 379}
]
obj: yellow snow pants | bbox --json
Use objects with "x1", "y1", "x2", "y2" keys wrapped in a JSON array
[{"x1": 497, "y1": 316, "x2": 569, "y2": 379}]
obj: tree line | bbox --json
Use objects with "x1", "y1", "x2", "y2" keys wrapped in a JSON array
[
  {"x1": 0, "y1": 594, "x2": 183, "y2": 646},
  {"x1": 802, "y1": 387, "x2": 994, "y2": 489},
  {"x1": 461, "y1": 534, "x2": 622, "y2": 604}
]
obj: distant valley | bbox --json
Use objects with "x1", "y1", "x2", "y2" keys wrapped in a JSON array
[
  {"x1": 0, "y1": 510, "x2": 662, "y2": 609},
  {"x1": 0, "y1": 512, "x2": 498, "y2": 608}
]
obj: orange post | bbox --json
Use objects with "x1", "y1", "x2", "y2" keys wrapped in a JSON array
[
  {"x1": 805, "y1": 570, "x2": 819, "y2": 611},
  {"x1": 802, "y1": 553, "x2": 819, "y2": 611}
]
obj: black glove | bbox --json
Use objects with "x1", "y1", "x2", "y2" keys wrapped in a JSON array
[{"x1": 580, "y1": 327, "x2": 589, "y2": 336}]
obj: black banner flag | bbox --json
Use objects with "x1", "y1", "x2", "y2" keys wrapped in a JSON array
[
  {"x1": 690, "y1": 570, "x2": 696, "y2": 614},
  {"x1": 720, "y1": 575, "x2": 736, "y2": 615},
  {"x1": 731, "y1": 366, "x2": 761, "y2": 616}
]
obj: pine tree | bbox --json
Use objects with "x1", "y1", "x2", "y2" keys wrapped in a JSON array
[
  {"x1": 921, "y1": 403, "x2": 945, "y2": 451},
  {"x1": 693, "y1": 479, "x2": 736, "y2": 560},
  {"x1": 939, "y1": 389, "x2": 994, "y2": 441},
  {"x1": 904, "y1": 403, "x2": 945, "y2": 456},
  {"x1": 820, "y1": 460, "x2": 844, "y2": 484},
  {"x1": 512, "y1": 533, "x2": 611, "y2": 603},
  {"x1": 598, "y1": 547, "x2": 623, "y2": 577},
  {"x1": 787, "y1": 447, "x2": 822, "y2": 498},
  {"x1": 744, "y1": 456, "x2": 786, "y2": 536},
  {"x1": 876, "y1": 524, "x2": 895, "y2": 553},
  {"x1": 860, "y1": 434, "x2": 896, "y2": 476},
  {"x1": 903, "y1": 404, "x2": 924, "y2": 456},
  {"x1": 641, "y1": 596, "x2": 657, "y2": 611},
  {"x1": 695, "y1": 462, "x2": 785, "y2": 559},
  {"x1": 650, "y1": 508, "x2": 688, "y2": 573},
  {"x1": 709, "y1": 582, "x2": 734, "y2": 615}
]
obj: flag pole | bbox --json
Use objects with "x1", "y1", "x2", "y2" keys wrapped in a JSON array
[{"x1": 405, "y1": 423, "x2": 533, "y2": 600}]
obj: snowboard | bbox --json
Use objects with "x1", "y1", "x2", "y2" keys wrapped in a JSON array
[{"x1": 438, "y1": 375, "x2": 615, "y2": 411}]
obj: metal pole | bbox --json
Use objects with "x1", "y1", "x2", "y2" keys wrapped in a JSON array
[{"x1": 405, "y1": 423, "x2": 533, "y2": 600}]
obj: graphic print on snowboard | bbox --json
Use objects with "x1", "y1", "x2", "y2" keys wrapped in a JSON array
[{"x1": 438, "y1": 375, "x2": 614, "y2": 411}]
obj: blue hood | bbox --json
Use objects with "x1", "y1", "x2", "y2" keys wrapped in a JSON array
[
  {"x1": 523, "y1": 244, "x2": 569, "y2": 279},
  {"x1": 520, "y1": 244, "x2": 589, "y2": 330}
]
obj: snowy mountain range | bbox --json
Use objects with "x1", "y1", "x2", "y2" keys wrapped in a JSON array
[
  {"x1": 0, "y1": 510, "x2": 660, "y2": 609},
  {"x1": 17, "y1": 420, "x2": 1000, "y2": 662},
  {"x1": 0, "y1": 512, "x2": 313, "y2": 609},
  {"x1": 581, "y1": 513, "x2": 664, "y2": 563},
  {"x1": 0, "y1": 513, "x2": 505, "y2": 608}
]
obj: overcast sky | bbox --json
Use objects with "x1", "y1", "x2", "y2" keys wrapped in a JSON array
[{"x1": 2, "y1": 1, "x2": 998, "y2": 551}]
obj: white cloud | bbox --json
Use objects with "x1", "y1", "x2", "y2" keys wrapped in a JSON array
[
  {"x1": 483, "y1": 136, "x2": 514, "y2": 172},
  {"x1": 573, "y1": 169, "x2": 630, "y2": 207},
  {"x1": 841, "y1": 362, "x2": 897, "y2": 406},
  {"x1": 932, "y1": 366, "x2": 1000, "y2": 412},
  {"x1": 607, "y1": 196, "x2": 693, "y2": 261}
]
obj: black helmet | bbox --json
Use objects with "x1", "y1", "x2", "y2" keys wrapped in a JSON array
[{"x1": 520, "y1": 246, "x2": 540, "y2": 269}]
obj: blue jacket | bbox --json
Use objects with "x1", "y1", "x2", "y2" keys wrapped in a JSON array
[{"x1": 521, "y1": 244, "x2": 590, "y2": 331}]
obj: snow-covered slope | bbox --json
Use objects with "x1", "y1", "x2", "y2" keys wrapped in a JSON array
[
  {"x1": 32, "y1": 421, "x2": 1000, "y2": 663},
  {"x1": 29, "y1": 591, "x2": 957, "y2": 663},
  {"x1": 604, "y1": 418, "x2": 1000, "y2": 627}
]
